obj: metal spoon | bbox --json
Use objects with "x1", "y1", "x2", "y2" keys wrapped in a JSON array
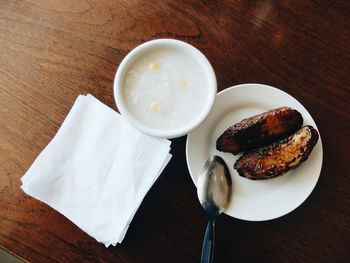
[{"x1": 197, "y1": 155, "x2": 232, "y2": 263}]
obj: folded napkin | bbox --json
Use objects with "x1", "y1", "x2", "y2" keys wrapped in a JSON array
[{"x1": 21, "y1": 94, "x2": 172, "y2": 247}]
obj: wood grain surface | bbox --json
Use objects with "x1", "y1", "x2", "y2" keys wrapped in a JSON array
[{"x1": 1, "y1": 0, "x2": 349, "y2": 262}]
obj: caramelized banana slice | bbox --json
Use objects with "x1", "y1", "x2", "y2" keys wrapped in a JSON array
[
  {"x1": 234, "y1": 125, "x2": 319, "y2": 180},
  {"x1": 216, "y1": 107, "x2": 303, "y2": 154}
]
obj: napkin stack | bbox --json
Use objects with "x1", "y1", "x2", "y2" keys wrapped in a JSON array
[{"x1": 21, "y1": 95, "x2": 172, "y2": 246}]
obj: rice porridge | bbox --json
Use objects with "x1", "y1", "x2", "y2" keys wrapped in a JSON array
[{"x1": 122, "y1": 47, "x2": 210, "y2": 131}]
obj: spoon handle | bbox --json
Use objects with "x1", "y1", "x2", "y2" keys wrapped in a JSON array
[{"x1": 201, "y1": 217, "x2": 216, "y2": 263}]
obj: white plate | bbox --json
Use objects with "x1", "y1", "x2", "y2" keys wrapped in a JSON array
[{"x1": 186, "y1": 84, "x2": 323, "y2": 221}]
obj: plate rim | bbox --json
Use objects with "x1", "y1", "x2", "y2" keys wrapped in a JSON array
[{"x1": 186, "y1": 83, "x2": 323, "y2": 221}]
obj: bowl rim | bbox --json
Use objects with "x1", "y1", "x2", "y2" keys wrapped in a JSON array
[{"x1": 113, "y1": 38, "x2": 217, "y2": 138}]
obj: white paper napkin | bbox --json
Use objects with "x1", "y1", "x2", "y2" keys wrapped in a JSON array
[{"x1": 21, "y1": 94, "x2": 172, "y2": 247}]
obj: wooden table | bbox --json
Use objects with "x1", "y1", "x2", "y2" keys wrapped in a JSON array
[{"x1": 1, "y1": 1, "x2": 349, "y2": 262}]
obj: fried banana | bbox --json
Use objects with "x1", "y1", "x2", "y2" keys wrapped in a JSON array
[
  {"x1": 216, "y1": 107, "x2": 303, "y2": 154},
  {"x1": 234, "y1": 125, "x2": 319, "y2": 180}
]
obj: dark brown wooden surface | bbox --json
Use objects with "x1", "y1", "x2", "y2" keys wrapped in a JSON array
[{"x1": 1, "y1": 0, "x2": 349, "y2": 262}]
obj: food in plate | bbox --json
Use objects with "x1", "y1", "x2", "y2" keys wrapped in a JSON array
[
  {"x1": 234, "y1": 125, "x2": 319, "y2": 180},
  {"x1": 216, "y1": 107, "x2": 303, "y2": 154}
]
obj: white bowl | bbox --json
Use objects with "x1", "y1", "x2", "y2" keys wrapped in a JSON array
[{"x1": 113, "y1": 39, "x2": 217, "y2": 138}]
